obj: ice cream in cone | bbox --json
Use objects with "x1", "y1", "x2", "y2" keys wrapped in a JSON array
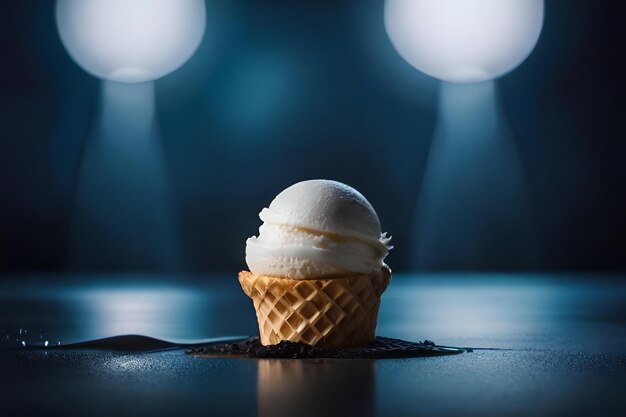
[{"x1": 240, "y1": 179, "x2": 392, "y2": 347}]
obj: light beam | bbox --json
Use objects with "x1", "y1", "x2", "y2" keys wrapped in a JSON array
[
  {"x1": 69, "y1": 82, "x2": 179, "y2": 271},
  {"x1": 412, "y1": 82, "x2": 536, "y2": 269}
]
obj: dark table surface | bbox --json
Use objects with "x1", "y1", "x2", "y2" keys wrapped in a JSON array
[{"x1": 1, "y1": 273, "x2": 626, "y2": 417}]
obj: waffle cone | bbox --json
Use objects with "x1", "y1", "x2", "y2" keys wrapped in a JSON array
[{"x1": 238, "y1": 266, "x2": 391, "y2": 347}]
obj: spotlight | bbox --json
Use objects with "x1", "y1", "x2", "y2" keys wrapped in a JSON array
[
  {"x1": 384, "y1": 0, "x2": 544, "y2": 83},
  {"x1": 56, "y1": 0, "x2": 206, "y2": 83}
]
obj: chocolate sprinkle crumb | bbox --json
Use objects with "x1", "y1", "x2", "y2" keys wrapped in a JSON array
[{"x1": 187, "y1": 336, "x2": 463, "y2": 359}]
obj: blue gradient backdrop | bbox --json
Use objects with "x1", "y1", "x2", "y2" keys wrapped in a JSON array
[{"x1": 0, "y1": 1, "x2": 624, "y2": 274}]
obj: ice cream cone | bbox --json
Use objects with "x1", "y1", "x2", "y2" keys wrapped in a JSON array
[{"x1": 239, "y1": 266, "x2": 391, "y2": 347}]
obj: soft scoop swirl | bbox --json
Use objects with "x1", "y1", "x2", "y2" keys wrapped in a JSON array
[{"x1": 245, "y1": 180, "x2": 391, "y2": 279}]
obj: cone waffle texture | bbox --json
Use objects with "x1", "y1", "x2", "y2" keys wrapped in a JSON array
[{"x1": 238, "y1": 266, "x2": 391, "y2": 347}]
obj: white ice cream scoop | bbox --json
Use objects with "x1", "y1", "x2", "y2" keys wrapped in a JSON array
[{"x1": 245, "y1": 180, "x2": 391, "y2": 279}]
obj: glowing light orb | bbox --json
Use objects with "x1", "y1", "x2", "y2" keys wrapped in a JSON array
[
  {"x1": 56, "y1": 0, "x2": 206, "y2": 83},
  {"x1": 384, "y1": 0, "x2": 544, "y2": 83}
]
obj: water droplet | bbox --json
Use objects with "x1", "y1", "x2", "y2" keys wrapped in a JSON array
[
  {"x1": 21, "y1": 341, "x2": 26, "y2": 347},
  {"x1": 57, "y1": 341, "x2": 61, "y2": 346},
  {"x1": 44, "y1": 341, "x2": 49, "y2": 347},
  {"x1": 19, "y1": 328, "x2": 22, "y2": 334}
]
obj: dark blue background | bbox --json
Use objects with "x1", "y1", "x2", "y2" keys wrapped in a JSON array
[{"x1": 1, "y1": 1, "x2": 624, "y2": 274}]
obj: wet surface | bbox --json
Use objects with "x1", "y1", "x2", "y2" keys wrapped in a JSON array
[{"x1": 1, "y1": 273, "x2": 626, "y2": 416}]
